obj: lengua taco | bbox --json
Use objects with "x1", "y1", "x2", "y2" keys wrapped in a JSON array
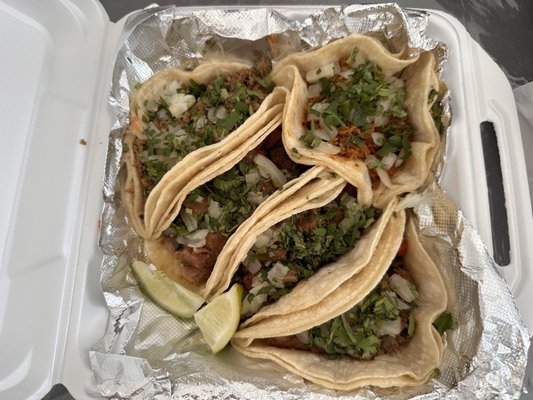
[
  {"x1": 232, "y1": 216, "x2": 448, "y2": 391},
  {"x1": 122, "y1": 57, "x2": 288, "y2": 238},
  {"x1": 143, "y1": 126, "x2": 311, "y2": 295},
  {"x1": 272, "y1": 35, "x2": 442, "y2": 208},
  {"x1": 203, "y1": 169, "x2": 404, "y2": 323}
]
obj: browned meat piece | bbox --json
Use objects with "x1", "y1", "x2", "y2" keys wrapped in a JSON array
[
  {"x1": 195, "y1": 101, "x2": 206, "y2": 113},
  {"x1": 257, "y1": 180, "x2": 276, "y2": 194},
  {"x1": 174, "y1": 232, "x2": 227, "y2": 285},
  {"x1": 266, "y1": 335, "x2": 324, "y2": 354},
  {"x1": 266, "y1": 336, "x2": 309, "y2": 350},
  {"x1": 175, "y1": 247, "x2": 216, "y2": 284},
  {"x1": 331, "y1": 209, "x2": 345, "y2": 225},
  {"x1": 183, "y1": 196, "x2": 210, "y2": 215},
  {"x1": 269, "y1": 146, "x2": 295, "y2": 170},
  {"x1": 297, "y1": 213, "x2": 318, "y2": 234},
  {"x1": 282, "y1": 269, "x2": 299, "y2": 284},
  {"x1": 153, "y1": 118, "x2": 168, "y2": 131},
  {"x1": 181, "y1": 111, "x2": 191, "y2": 124},
  {"x1": 344, "y1": 184, "x2": 358, "y2": 199},
  {"x1": 205, "y1": 232, "x2": 227, "y2": 255},
  {"x1": 257, "y1": 248, "x2": 287, "y2": 263},
  {"x1": 242, "y1": 273, "x2": 255, "y2": 291},
  {"x1": 263, "y1": 128, "x2": 282, "y2": 149},
  {"x1": 381, "y1": 335, "x2": 401, "y2": 355}
]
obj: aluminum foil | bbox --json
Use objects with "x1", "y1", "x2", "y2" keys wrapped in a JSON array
[{"x1": 91, "y1": 4, "x2": 530, "y2": 399}]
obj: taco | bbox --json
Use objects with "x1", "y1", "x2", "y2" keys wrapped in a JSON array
[
  {"x1": 122, "y1": 57, "x2": 288, "y2": 238},
  {"x1": 203, "y1": 169, "x2": 404, "y2": 321},
  {"x1": 232, "y1": 216, "x2": 448, "y2": 390},
  {"x1": 272, "y1": 35, "x2": 442, "y2": 207},
  {"x1": 144, "y1": 126, "x2": 311, "y2": 294}
]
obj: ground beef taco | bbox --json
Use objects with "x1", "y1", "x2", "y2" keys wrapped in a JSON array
[
  {"x1": 122, "y1": 57, "x2": 288, "y2": 238},
  {"x1": 232, "y1": 215, "x2": 448, "y2": 391},
  {"x1": 272, "y1": 34, "x2": 443, "y2": 208}
]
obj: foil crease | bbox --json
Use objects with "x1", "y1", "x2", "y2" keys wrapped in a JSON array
[{"x1": 94, "y1": 4, "x2": 529, "y2": 400}]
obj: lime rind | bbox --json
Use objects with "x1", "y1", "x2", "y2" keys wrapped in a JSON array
[
  {"x1": 131, "y1": 260, "x2": 205, "y2": 318},
  {"x1": 194, "y1": 283, "x2": 243, "y2": 353}
]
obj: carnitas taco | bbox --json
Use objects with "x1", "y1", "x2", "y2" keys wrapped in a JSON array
[
  {"x1": 122, "y1": 57, "x2": 287, "y2": 238},
  {"x1": 203, "y1": 170, "x2": 404, "y2": 322},
  {"x1": 144, "y1": 127, "x2": 312, "y2": 295},
  {"x1": 272, "y1": 34, "x2": 442, "y2": 207},
  {"x1": 232, "y1": 216, "x2": 448, "y2": 391}
]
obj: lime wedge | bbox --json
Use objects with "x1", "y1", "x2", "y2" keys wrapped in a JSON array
[
  {"x1": 131, "y1": 260, "x2": 205, "y2": 318},
  {"x1": 194, "y1": 284, "x2": 243, "y2": 353}
]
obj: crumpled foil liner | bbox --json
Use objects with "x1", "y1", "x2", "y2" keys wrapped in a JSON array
[{"x1": 91, "y1": 4, "x2": 530, "y2": 399}]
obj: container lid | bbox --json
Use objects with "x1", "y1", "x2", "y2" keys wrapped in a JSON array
[{"x1": 0, "y1": 0, "x2": 113, "y2": 398}]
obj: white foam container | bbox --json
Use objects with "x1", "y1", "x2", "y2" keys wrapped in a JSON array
[{"x1": 0, "y1": 1, "x2": 531, "y2": 399}]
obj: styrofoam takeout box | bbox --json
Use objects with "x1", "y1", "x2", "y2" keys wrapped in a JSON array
[{"x1": 0, "y1": 1, "x2": 531, "y2": 399}]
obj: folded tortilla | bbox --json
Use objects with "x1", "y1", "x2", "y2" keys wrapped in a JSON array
[
  {"x1": 143, "y1": 126, "x2": 315, "y2": 295},
  {"x1": 232, "y1": 215, "x2": 448, "y2": 390},
  {"x1": 272, "y1": 34, "x2": 442, "y2": 208},
  {"x1": 122, "y1": 57, "x2": 288, "y2": 238},
  {"x1": 203, "y1": 166, "x2": 403, "y2": 320}
]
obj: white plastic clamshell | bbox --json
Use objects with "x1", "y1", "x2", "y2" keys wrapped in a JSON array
[{"x1": 0, "y1": 2, "x2": 531, "y2": 400}]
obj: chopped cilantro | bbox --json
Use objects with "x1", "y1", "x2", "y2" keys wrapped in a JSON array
[
  {"x1": 258, "y1": 77, "x2": 275, "y2": 92},
  {"x1": 433, "y1": 312, "x2": 454, "y2": 335}
]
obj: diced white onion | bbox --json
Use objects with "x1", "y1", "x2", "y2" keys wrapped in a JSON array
[
  {"x1": 378, "y1": 96, "x2": 394, "y2": 113},
  {"x1": 156, "y1": 108, "x2": 169, "y2": 121},
  {"x1": 381, "y1": 152, "x2": 398, "y2": 171},
  {"x1": 377, "y1": 318, "x2": 403, "y2": 336},
  {"x1": 167, "y1": 93, "x2": 195, "y2": 118},
  {"x1": 390, "y1": 274, "x2": 416, "y2": 303},
  {"x1": 316, "y1": 141, "x2": 341, "y2": 155},
  {"x1": 254, "y1": 154, "x2": 287, "y2": 188},
  {"x1": 371, "y1": 131, "x2": 385, "y2": 146},
  {"x1": 242, "y1": 256, "x2": 262, "y2": 274},
  {"x1": 307, "y1": 112, "x2": 320, "y2": 122},
  {"x1": 245, "y1": 171, "x2": 261, "y2": 186},
  {"x1": 208, "y1": 200, "x2": 223, "y2": 219},
  {"x1": 397, "y1": 299, "x2": 411, "y2": 311},
  {"x1": 241, "y1": 281, "x2": 271, "y2": 316},
  {"x1": 394, "y1": 149, "x2": 405, "y2": 168},
  {"x1": 340, "y1": 192, "x2": 356, "y2": 207},
  {"x1": 385, "y1": 76, "x2": 404, "y2": 88},
  {"x1": 305, "y1": 63, "x2": 337, "y2": 83},
  {"x1": 314, "y1": 128, "x2": 333, "y2": 141},
  {"x1": 247, "y1": 192, "x2": 266, "y2": 206},
  {"x1": 145, "y1": 99, "x2": 159, "y2": 113},
  {"x1": 339, "y1": 69, "x2": 354, "y2": 79},
  {"x1": 319, "y1": 119, "x2": 338, "y2": 139},
  {"x1": 176, "y1": 228, "x2": 209, "y2": 248},
  {"x1": 195, "y1": 115, "x2": 207, "y2": 130},
  {"x1": 254, "y1": 228, "x2": 275, "y2": 248},
  {"x1": 296, "y1": 330, "x2": 310, "y2": 344},
  {"x1": 180, "y1": 208, "x2": 198, "y2": 232},
  {"x1": 267, "y1": 262, "x2": 290, "y2": 288},
  {"x1": 207, "y1": 108, "x2": 217, "y2": 123},
  {"x1": 167, "y1": 80, "x2": 181, "y2": 94},
  {"x1": 373, "y1": 114, "x2": 389, "y2": 127},
  {"x1": 311, "y1": 102, "x2": 330, "y2": 114},
  {"x1": 307, "y1": 83, "x2": 322, "y2": 98},
  {"x1": 365, "y1": 155, "x2": 380, "y2": 169},
  {"x1": 376, "y1": 168, "x2": 394, "y2": 188},
  {"x1": 215, "y1": 106, "x2": 227, "y2": 120}
]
